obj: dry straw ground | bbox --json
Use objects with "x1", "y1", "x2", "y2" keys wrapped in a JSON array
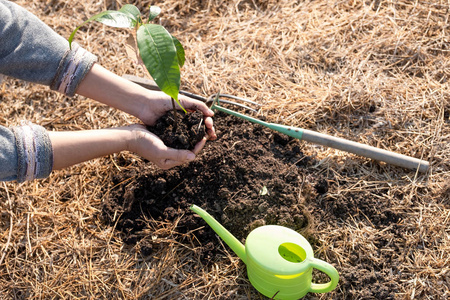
[{"x1": 1, "y1": 0, "x2": 449, "y2": 299}]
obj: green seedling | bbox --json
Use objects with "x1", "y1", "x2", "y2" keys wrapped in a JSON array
[{"x1": 69, "y1": 4, "x2": 186, "y2": 114}]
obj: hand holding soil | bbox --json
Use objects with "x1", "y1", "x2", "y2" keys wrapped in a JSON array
[
  {"x1": 139, "y1": 93, "x2": 217, "y2": 142},
  {"x1": 75, "y1": 64, "x2": 217, "y2": 168},
  {"x1": 77, "y1": 65, "x2": 217, "y2": 141},
  {"x1": 129, "y1": 121, "x2": 208, "y2": 169},
  {"x1": 134, "y1": 89, "x2": 215, "y2": 133},
  {"x1": 49, "y1": 70, "x2": 217, "y2": 171},
  {"x1": 133, "y1": 94, "x2": 217, "y2": 169}
]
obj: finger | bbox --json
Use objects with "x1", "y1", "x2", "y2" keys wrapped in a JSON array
[
  {"x1": 204, "y1": 116, "x2": 213, "y2": 129},
  {"x1": 158, "y1": 148, "x2": 197, "y2": 169},
  {"x1": 206, "y1": 126, "x2": 216, "y2": 140},
  {"x1": 204, "y1": 117, "x2": 217, "y2": 140},
  {"x1": 180, "y1": 97, "x2": 214, "y2": 117},
  {"x1": 165, "y1": 148, "x2": 196, "y2": 163},
  {"x1": 192, "y1": 137, "x2": 207, "y2": 155},
  {"x1": 199, "y1": 105, "x2": 215, "y2": 117}
]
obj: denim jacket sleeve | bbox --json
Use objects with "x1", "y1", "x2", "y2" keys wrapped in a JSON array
[
  {"x1": 0, "y1": 0, "x2": 97, "y2": 96},
  {"x1": 0, "y1": 0, "x2": 97, "y2": 182},
  {"x1": 0, "y1": 124, "x2": 53, "y2": 182}
]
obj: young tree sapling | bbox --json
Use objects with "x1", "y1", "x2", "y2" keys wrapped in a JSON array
[{"x1": 69, "y1": 4, "x2": 187, "y2": 125}]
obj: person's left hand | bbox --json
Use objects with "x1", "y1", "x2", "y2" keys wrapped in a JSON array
[{"x1": 127, "y1": 124, "x2": 208, "y2": 169}]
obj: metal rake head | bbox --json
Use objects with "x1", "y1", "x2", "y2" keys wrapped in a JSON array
[{"x1": 207, "y1": 93, "x2": 261, "y2": 113}]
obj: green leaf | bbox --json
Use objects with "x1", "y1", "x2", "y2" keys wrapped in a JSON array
[
  {"x1": 137, "y1": 24, "x2": 181, "y2": 103},
  {"x1": 148, "y1": 6, "x2": 161, "y2": 22},
  {"x1": 118, "y1": 4, "x2": 142, "y2": 23},
  {"x1": 69, "y1": 10, "x2": 137, "y2": 48},
  {"x1": 172, "y1": 36, "x2": 185, "y2": 68},
  {"x1": 92, "y1": 11, "x2": 138, "y2": 28}
]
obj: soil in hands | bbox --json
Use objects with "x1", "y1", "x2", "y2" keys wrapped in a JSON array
[
  {"x1": 146, "y1": 110, "x2": 206, "y2": 150},
  {"x1": 101, "y1": 110, "x2": 405, "y2": 298}
]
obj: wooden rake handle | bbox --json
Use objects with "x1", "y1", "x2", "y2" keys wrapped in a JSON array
[
  {"x1": 300, "y1": 129, "x2": 429, "y2": 173},
  {"x1": 212, "y1": 103, "x2": 430, "y2": 173}
]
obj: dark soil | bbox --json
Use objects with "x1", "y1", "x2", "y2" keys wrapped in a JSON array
[
  {"x1": 102, "y1": 111, "x2": 315, "y2": 252},
  {"x1": 101, "y1": 110, "x2": 405, "y2": 298},
  {"x1": 146, "y1": 110, "x2": 206, "y2": 150}
]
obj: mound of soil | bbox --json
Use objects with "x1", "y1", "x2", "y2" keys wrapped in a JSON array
[
  {"x1": 102, "y1": 111, "x2": 318, "y2": 254},
  {"x1": 101, "y1": 110, "x2": 403, "y2": 297}
]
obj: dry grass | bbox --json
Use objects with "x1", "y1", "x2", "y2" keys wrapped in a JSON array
[{"x1": 1, "y1": 0, "x2": 449, "y2": 299}]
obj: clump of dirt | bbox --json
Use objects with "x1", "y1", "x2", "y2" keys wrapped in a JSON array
[{"x1": 147, "y1": 110, "x2": 206, "y2": 150}]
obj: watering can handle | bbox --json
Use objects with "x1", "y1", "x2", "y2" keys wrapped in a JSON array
[{"x1": 308, "y1": 258, "x2": 340, "y2": 294}]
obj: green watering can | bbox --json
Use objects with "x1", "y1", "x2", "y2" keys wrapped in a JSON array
[{"x1": 190, "y1": 205, "x2": 339, "y2": 299}]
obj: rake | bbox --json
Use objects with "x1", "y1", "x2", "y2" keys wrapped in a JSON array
[{"x1": 124, "y1": 75, "x2": 429, "y2": 173}]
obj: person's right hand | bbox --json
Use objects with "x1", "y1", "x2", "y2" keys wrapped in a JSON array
[
  {"x1": 76, "y1": 64, "x2": 217, "y2": 141},
  {"x1": 127, "y1": 124, "x2": 207, "y2": 169}
]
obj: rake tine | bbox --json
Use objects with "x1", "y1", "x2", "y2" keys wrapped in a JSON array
[
  {"x1": 214, "y1": 93, "x2": 261, "y2": 106},
  {"x1": 206, "y1": 98, "x2": 259, "y2": 112},
  {"x1": 217, "y1": 100, "x2": 259, "y2": 112},
  {"x1": 207, "y1": 93, "x2": 261, "y2": 112}
]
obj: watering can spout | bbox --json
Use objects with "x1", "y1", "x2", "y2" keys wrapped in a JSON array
[{"x1": 190, "y1": 205, "x2": 246, "y2": 263}]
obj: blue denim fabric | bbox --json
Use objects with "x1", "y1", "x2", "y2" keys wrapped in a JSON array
[
  {"x1": 0, "y1": 124, "x2": 53, "y2": 182},
  {"x1": 0, "y1": 0, "x2": 97, "y2": 181},
  {"x1": 0, "y1": 0, "x2": 97, "y2": 96},
  {"x1": 0, "y1": 126, "x2": 19, "y2": 181}
]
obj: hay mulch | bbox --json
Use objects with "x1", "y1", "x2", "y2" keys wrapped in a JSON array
[{"x1": 1, "y1": 0, "x2": 449, "y2": 299}]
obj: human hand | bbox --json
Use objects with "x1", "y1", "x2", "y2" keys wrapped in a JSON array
[
  {"x1": 127, "y1": 124, "x2": 208, "y2": 169},
  {"x1": 76, "y1": 64, "x2": 217, "y2": 141},
  {"x1": 136, "y1": 92, "x2": 217, "y2": 141}
]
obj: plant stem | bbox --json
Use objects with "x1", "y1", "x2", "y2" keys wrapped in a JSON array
[{"x1": 171, "y1": 97, "x2": 178, "y2": 132}]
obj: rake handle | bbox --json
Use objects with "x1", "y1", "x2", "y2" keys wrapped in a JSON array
[
  {"x1": 213, "y1": 104, "x2": 429, "y2": 173},
  {"x1": 268, "y1": 123, "x2": 429, "y2": 172},
  {"x1": 300, "y1": 129, "x2": 429, "y2": 173}
]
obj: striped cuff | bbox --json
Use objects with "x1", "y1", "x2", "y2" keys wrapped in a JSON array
[
  {"x1": 11, "y1": 122, "x2": 53, "y2": 182},
  {"x1": 50, "y1": 42, "x2": 97, "y2": 97}
]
